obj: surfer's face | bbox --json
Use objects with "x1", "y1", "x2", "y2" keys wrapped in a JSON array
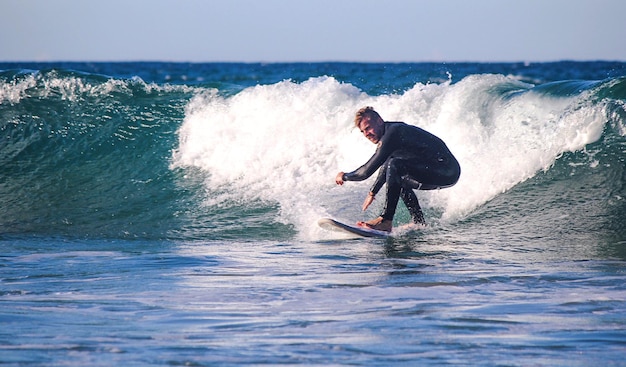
[{"x1": 358, "y1": 117, "x2": 384, "y2": 144}]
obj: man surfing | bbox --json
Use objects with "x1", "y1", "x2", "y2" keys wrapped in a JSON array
[{"x1": 335, "y1": 106, "x2": 461, "y2": 232}]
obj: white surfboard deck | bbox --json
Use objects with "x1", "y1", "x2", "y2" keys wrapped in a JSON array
[{"x1": 317, "y1": 217, "x2": 390, "y2": 238}]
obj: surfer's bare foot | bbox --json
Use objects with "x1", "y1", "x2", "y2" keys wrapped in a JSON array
[{"x1": 357, "y1": 217, "x2": 392, "y2": 232}]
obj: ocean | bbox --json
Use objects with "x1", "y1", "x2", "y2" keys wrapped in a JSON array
[{"x1": 1, "y1": 61, "x2": 625, "y2": 366}]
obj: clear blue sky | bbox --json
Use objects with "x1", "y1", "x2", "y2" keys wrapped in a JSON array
[{"x1": 2, "y1": 0, "x2": 625, "y2": 62}]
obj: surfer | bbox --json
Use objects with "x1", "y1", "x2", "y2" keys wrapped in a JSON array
[{"x1": 335, "y1": 106, "x2": 460, "y2": 232}]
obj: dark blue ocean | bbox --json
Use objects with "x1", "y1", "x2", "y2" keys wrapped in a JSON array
[{"x1": 1, "y1": 61, "x2": 625, "y2": 366}]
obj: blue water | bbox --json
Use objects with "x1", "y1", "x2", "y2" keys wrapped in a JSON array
[{"x1": 1, "y1": 61, "x2": 625, "y2": 366}]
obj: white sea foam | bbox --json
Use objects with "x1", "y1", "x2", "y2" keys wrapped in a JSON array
[
  {"x1": 0, "y1": 73, "x2": 37, "y2": 104},
  {"x1": 173, "y1": 75, "x2": 608, "y2": 238},
  {"x1": 0, "y1": 71, "x2": 196, "y2": 105}
]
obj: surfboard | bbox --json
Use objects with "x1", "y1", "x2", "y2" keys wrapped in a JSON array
[{"x1": 317, "y1": 217, "x2": 390, "y2": 238}]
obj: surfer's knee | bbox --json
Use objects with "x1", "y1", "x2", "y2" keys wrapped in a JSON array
[
  {"x1": 400, "y1": 174, "x2": 422, "y2": 190},
  {"x1": 385, "y1": 158, "x2": 408, "y2": 184}
]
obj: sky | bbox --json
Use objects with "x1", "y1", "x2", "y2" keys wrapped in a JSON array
[{"x1": 1, "y1": 0, "x2": 625, "y2": 63}]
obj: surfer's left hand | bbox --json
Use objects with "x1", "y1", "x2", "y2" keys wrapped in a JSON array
[{"x1": 362, "y1": 192, "x2": 374, "y2": 211}]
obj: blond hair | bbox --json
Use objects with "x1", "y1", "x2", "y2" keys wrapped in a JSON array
[{"x1": 354, "y1": 106, "x2": 382, "y2": 127}]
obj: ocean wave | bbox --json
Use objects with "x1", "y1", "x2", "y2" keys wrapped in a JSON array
[
  {"x1": 0, "y1": 70, "x2": 198, "y2": 239},
  {"x1": 1, "y1": 68, "x2": 624, "y2": 240}
]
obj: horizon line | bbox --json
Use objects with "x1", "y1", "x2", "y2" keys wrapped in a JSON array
[{"x1": 1, "y1": 59, "x2": 625, "y2": 64}]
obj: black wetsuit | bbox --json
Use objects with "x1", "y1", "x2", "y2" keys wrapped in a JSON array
[{"x1": 342, "y1": 122, "x2": 460, "y2": 224}]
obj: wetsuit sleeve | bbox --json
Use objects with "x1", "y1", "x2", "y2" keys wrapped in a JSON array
[
  {"x1": 370, "y1": 165, "x2": 386, "y2": 195},
  {"x1": 342, "y1": 124, "x2": 399, "y2": 183}
]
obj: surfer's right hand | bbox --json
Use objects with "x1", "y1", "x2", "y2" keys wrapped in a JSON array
[{"x1": 335, "y1": 172, "x2": 345, "y2": 185}]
